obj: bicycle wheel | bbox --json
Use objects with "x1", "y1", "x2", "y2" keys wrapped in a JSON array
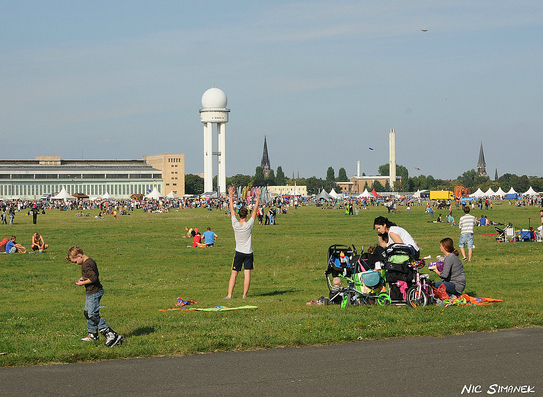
[
  {"x1": 406, "y1": 286, "x2": 428, "y2": 308},
  {"x1": 376, "y1": 292, "x2": 391, "y2": 306}
]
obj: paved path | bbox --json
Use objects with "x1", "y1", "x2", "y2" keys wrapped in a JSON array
[{"x1": 1, "y1": 327, "x2": 541, "y2": 397}]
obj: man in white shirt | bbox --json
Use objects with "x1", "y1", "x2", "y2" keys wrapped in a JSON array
[{"x1": 225, "y1": 186, "x2": 261, "y2": 299}]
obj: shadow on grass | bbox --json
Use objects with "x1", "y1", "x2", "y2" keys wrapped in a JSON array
[
  {"x1": 465, "y1": 290, "x2": 477, "y2": 297},
  {"x1": 127, "y1": 326, "x2": 156, "y2": 337},
  {"x1": 255, "y1": 288, "x2": 298, "y2": 297}
]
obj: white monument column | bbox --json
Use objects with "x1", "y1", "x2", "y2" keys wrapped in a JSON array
[
  {"x1": 199, "y1": 87, "x2": 230, "y2": 195},
  {"x1": 389, "y1": 128, "x2": 396, "y2": 190}
]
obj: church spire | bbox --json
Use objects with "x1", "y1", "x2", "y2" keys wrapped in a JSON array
[
  {"x1": 477, "y1": 141, "x2": 487, "y2": 177},
  {"x1": 261, "y1": 136, "x2": 270, "y2": 178}
]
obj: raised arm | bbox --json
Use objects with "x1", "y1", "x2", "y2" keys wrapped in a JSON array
[
  {"x1": 251, "y1": 188, "x2": 261, "y2": 220},
  {"x1": 228, "y1": 186, "x2": 236, "y2": 218}
]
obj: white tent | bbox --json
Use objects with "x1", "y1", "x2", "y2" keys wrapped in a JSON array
[
  {"x1": 166, "y1": 191, "x2": 180, "y2": 199},
  {"x1": 102, "y1": 192, "x2": 114, "y2": 200},
  {"x1": 494, "y1": 187, "x2": 506, "y2": 197},
  {"x1": 358, "y1": 188, "x2": 374, "y2": 198},
  {"x1": 315, "y1": 189, "x2": 330, "y2": 200},
  {"x1": 328, "y1": 188, "x2": 340, "y2": 199},
  {"x1": 411, "y1": 189, "x2": 429, "y2": 198},
  {"x1": 506, "y1": 187, "x2": 517, "y2": 195},
  {"x1": 484, "y1": 188, "x2": 495, "y2": 196},
  {"x1": 51, "y1": 187, "x2": 74, "y2": 200},
  {"x1": 470, "y1": 188, "x2": 485, "y2": 198},
  {"x1": 145, "y1": 187, "x2": 164, "y2": 200},
  {"x1": 523, "y1": 187, "x2": 538, "y2": 196}
]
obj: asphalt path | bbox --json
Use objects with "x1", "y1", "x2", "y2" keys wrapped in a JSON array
[{"x1": 1, "y1": 327, "x2": 541, "y2": 397}]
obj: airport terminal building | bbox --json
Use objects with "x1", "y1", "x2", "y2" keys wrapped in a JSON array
[{"x1": 0, "y1": 154, "x2": 185, "y2": 200}]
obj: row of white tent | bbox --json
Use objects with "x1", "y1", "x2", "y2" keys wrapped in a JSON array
[
  {"x1": 316, "y1": 186, "x2": 541, "y2": 201},
  {"x1": 469, "y1": 186, "x2": 539, "y2": 198},
  {"x1": 316, "y1": 188, "x2": 376, "y2": 200},
  {"x1": 49, "y1": 187, "x2": 178, "y2": 201}
]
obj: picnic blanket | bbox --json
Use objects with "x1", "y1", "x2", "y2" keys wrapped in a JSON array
[{"x1": 446, "y1": 294, "x2": 503, "y2": 306}]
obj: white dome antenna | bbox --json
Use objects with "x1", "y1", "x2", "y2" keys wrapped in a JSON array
[{"x1": 199, "y1": 87, "x2": 230, "y2": 195}]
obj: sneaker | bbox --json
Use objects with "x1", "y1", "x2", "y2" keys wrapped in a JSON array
[
  {"x1": 223, "y1": 296, "x2": 231, "y2": 300},
  {"x1": 81, "y1": 333, "x2": 99, "y2": 341},
  {"x1": 105, "y1": 331, "x2": 123, "y2": 347},
  {"x1": 462, "y1": 257, "x2": 467, "y2": 261}
]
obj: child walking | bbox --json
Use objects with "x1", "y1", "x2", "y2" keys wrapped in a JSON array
[{"x1": 66, "y1": 246, "x2": 123, "y2": 347}]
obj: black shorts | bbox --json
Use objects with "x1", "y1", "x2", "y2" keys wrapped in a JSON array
[{"x1": 232, "y1": 251, "x2": 254, "y2": 271}]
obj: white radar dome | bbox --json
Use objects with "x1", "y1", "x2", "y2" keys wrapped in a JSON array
[{"x1": 201, "y1": 87, "x2": 227, "y2": 109}]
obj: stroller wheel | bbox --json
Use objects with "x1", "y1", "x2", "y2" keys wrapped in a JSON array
[
  {"x1": 340, "y1": 294, "x2": 350, "y2": 308},
  {"x1": 376, "y1": 292, "x2": 391, "y2": 306},
  {"x1": 321, "y1": 297, "x2": 330, "y2": 306}
]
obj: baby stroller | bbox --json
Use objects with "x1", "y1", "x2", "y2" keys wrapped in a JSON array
[
  {"x1": 495, "y1": 223, "x2": 514, "y2": 242},
  {"x1": 325, "y1": 244, "x2": 390, "y2": 306},
  {"x1": 383, "y1": 244, "x2": 417, "y2": 304}
]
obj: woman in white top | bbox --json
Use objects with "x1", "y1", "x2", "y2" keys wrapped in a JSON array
[{"x1": 373, "y1": 216, "x2": 420, "y2": 259}]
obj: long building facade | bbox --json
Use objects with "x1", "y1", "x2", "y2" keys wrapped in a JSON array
[{"x1": 0, "y1": 154, "x2": 184, "y2": 199}]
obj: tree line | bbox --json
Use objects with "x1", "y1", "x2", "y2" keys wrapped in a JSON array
[{"x1": 185, "y1": 164, "x2": 543, "y2": 195}]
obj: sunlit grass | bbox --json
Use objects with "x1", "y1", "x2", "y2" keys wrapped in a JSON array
[{"x1": 0, "y1": 201, "x2": 542, "y2": 366}]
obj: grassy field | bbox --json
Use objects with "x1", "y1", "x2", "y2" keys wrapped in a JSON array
[{"x1": 1, "y1": 201, "x2": 542, "y2": 367}]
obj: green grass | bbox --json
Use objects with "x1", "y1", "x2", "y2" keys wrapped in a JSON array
[{"x1": 1, "y1": 201, "x2": 542, "y2": 367}]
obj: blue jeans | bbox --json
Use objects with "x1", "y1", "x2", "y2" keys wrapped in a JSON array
[
  {"x1": 84, "y1": 289, "x2": 109, "y2": 333},
  {"x1": 433, "y1": 281, "x2": 458, "y2": 297},
  {"x1": 459, "y1": 233, "x2": 474, "y2": 249}
]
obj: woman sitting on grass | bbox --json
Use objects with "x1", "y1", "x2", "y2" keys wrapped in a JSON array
[{"x1": 431, "y1": 237, "x2": 466, "y2": 299}]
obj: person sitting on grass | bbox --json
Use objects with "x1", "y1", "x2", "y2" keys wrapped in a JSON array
[
  {"x1": 6, "y1": 235, "x2": 26, "y2": 253},
  {"x1": 430, "y1": 237, "x2": 466, "y2": 299},
  {"x1": 192, "y1": 228, "x2": 203, "y2": 247},
  {"x1": 31, "y1": 232, "x2": 49, "y2": 252},
  {"x1": 202, "y1": 227, "x2": 218, "y2": 247}
]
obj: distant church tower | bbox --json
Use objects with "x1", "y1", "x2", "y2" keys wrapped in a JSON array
[
  {"x1": 477, "y1": 141, "x2": 487, "y2": 177},
  {"x1": 261, "y1": 136, "x2": 271, "y2": 178}
]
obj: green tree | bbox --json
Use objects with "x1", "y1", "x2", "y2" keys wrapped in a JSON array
[
  {"x1": 276, "y1": 166, "x2": 286, "y2": 185},
  {"x1": 326, "y1": 167, "x2": 335, "y2": 190},
  {"x1": 252, "y1": 166, "x2": 266, "y2": 187},
  {"x1": 384, "y1": 181, "x2": 391, "y2": 191},
  {"x1": 457, "y1": 169, "x2": 490, "y2": 190},
  {"x1": 228, "y1": 174, "x2": 251, "y2": 188},
  {"x1": 305, "y1": 176, "x2": 325, "y2": 195},
  {"x1": 378, "y1": 163, "x2": 409, "y2": 192},
  {"x1": 372, "y1": 181, "x2": 384, "y2": 192},
  {"x1": 266, "y1": 169, "x2": 276, "y2": 186},
  {"x1": 337, "y1": 167, "x2": 348, "y2": 181},
  {"x1": 185, "y1": 174, "x2": 204, "y2": 194},
  {"x1": 515, "y1": 175, "x2": 530, "y2": 192}
]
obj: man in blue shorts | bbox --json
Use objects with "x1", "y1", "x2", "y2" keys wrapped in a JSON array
[{"x1": 225, "y1": 185, "x2": 261, "y2": 299}]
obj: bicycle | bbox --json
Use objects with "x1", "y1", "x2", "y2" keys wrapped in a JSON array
[{"x1": 406, "y1": 256, "x2": 435, "y2": 308}]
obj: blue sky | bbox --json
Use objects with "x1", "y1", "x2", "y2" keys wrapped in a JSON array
[{"x1": 1, "y1": 1, "x2": 542, "y2": 180}]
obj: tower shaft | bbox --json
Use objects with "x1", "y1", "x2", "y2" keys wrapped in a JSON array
[{"x1": 389, "y1": 128, "x2": 396, "y2": 189}]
